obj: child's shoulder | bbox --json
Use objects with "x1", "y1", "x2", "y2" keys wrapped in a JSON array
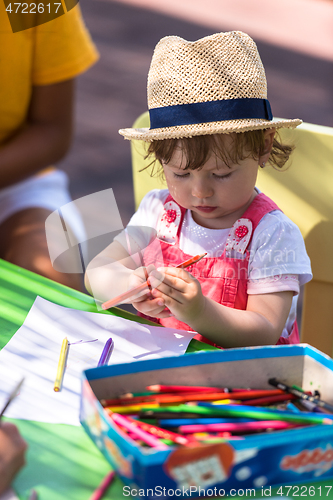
[
  {"x1": 253, "y1": 209, "x2": 305, "y2": 251},
  {"x1": 257, "y1": 210, "x2": 301, "y2": 234},
  {"x1": 139, "y1": 188, "x2": 169, "y2": 207}
]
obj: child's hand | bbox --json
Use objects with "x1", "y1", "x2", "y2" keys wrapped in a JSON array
[
  {"x1": 148, "y1": 267, "x2": 206, "y2": 325},
  {"x1": 128, "y1": 265, "x2": 172, "y2": 319},
  {"x1": 0, "y1": 422, "x2": 28, "y2": 495}
]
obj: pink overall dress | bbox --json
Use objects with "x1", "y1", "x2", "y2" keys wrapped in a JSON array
[{"x1": 142, "y1": 192, "x2": 299, "y2": 348}]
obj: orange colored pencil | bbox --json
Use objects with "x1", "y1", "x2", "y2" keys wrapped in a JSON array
[
  {"x1": 176, "y1": 252, "x2": 207, "y2": 269},
  {"x1": 101, "y1": 252, "x2": 207, "y2": 310}
]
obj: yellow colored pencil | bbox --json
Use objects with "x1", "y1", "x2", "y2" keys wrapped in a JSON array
[
  {"x1": 104, "y1": 403, "x2": 160, "y2": 414},
  {"x1": 54, "y1": 337, "x2": 69, "y2": 392}
]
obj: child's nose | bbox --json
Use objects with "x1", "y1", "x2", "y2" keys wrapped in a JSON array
[{"x1": 191, "y1": 179, "x2": 213, "y2": 199}]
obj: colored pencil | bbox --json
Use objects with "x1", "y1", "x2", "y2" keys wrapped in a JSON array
[
  {"x1": 139, "y1": 411, "x2": 212, "y2": 420},
  {"x1": 28, "y1": 489, "x2": 38, "y2": 500},
  {"x1": 98, "y1": 338, "x2": 114, "y2": 367},
  {"x1": 101, "y1": 282, "x2": 149, "y2": 310},
  {"x1": 146, "y1": 384, "x2": 255, "y2": 394},
  {"x1": 101, "y1": 253, "x2": 207, "y2": 310},
  {"x1": 240, "y1": 393, "x2": 297, "y2": 406},
  {"x1": 110, "y1": 413, "x2": 169, "y2": 450},
  {"x1": 105, "y1": 403, "x2": 160, "y2": 414},
  {"x1": 140, "y1": 403, "x2": 333, "y2": 425},
  {"x1": 286, "y1": 403, "x2": 302, "y2": 413},
  {"x1": 176, "y1": 252, "x2": 207, "y2": 268},
  {"x1": 89, "y1": 471, "x2": 116, "y2": 500},
  {"x1": 178, "y1": 420, "x2": 301, "y2": 434},
  {"x1": 120, "y1": 391, "x2": 160, "y2": 399},
  {"x1": 124, "y1": 416, "x2": 192, "y2": 445},
  {"x1": 0, "y1": 378, "x2": 24, "y2": 422},
  {"x1": 54, "y1": 337, "x2": 69, "y2": 392},
  {"x1": 159, "y1": 417, "x2": 257, "y2": 426},
  {"x1": 269, "y1": 378, "x2": 333, "y2": 413},
  {"x1": 103, "y1": 389, "x2": 284, "y2": 407},
  {"x1": 147, "y1": 384, "x2": 229, "y2": 393},
  {"x1": 297, "y1": 399, "x2": 327, "y2": 414}
]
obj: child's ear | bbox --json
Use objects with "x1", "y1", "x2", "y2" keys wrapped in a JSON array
[
  {"x1": 264, "y1": 129, "x2": 275, "y2": 152},
  {"x1": 259, "y1": 129, "x2": 275, "y2": 165}
]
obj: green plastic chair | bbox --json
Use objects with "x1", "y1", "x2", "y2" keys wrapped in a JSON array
[{"x1": 130, "y1": 111, "x2": 333, "y2": 357}]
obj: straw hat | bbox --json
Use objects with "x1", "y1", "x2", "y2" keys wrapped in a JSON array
[{"x1": 119, "y1": 31, "x2": 302, "y2": 142}]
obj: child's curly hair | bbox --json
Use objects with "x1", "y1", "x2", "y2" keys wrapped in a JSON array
[{"x1": 143, "y1": 130, "x2": 294, "y2": 178}]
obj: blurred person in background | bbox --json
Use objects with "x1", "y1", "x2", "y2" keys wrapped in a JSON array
[{"x1": 0, "y1": 3, "x2": 99, "y2": 290}]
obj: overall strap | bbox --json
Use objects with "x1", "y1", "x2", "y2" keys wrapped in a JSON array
[
  {"x1": 242, "y1": 192, "x2": 281, "y2": 232},
  {"x1": 164, "y1": 193, "x2": 187, "y2": 234},
  {"x1": 156, "y1": 194, "x2": 187, "y2": 244}
]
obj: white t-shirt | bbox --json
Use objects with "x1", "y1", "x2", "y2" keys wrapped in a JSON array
[{"x1": 116, "y1": 189, "x2": 312, "y2": 339}]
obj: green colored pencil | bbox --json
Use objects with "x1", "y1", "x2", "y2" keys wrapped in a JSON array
[{"x1": 140, "y1": 404, "x2": 333, "y2": 426}]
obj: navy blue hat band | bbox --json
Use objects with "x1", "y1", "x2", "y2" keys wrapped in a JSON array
[{"x1": 149, "y1": 98, "x2": 273, "y2": 130}]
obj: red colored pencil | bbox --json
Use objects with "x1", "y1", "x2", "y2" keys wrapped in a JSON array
[
  {"x1": 241, "y1": 393, "x2": 297, "y2": 406},
  {"x1": 101, "y1": 253, "x2": 207, "y2": 310},
  {"x1": 102, "y1": 389, "x2": 285, "y2": 408}
]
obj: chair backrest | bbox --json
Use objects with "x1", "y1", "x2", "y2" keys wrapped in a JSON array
[{"x1": 131, "y1": 111, "x2": 333, "y2": 356}]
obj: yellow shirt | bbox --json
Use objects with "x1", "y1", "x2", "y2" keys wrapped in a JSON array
[{"x1": 0, "y1": 2, "x2": 99, "y2": 144}]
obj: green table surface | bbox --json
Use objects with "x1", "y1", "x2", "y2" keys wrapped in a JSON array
[
  {"x1": 1, "y1": 259, "x2": 333, "y2": 499},
  {"x1": 0, "y1": 259, "x2": 214, "y2": 500}
]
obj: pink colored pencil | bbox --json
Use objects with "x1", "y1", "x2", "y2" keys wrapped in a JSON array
[
  {"x1": 110, "y1": 412, "x2": 169, "y2": 450},
  {"x1": 179, "y1": 420, "x2": 302, "y2": 434},
  {"x1": 89, "y1": 471, "x2": 116, "y2": 500},
  {"x1": 28, "y1": 490, "x2": 38, "y2": 500},
  {"x1": 101, "y1": 253, "x2": 207, "y2": 310},
  {"x1": 147, "y1": 384, "x2": 229, "y2": 393},
  {"x1": 124, "y1": 415, "x2": 192, "y2": 445}
]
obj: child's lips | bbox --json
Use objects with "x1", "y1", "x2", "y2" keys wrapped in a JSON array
[{"x1": 195, "y1": 206, "x2": 217, "y2": 213}]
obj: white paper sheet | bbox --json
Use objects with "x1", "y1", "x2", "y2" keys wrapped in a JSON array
[{"x1": 0, "y1": 296, "x2": 196, "y2": 426}]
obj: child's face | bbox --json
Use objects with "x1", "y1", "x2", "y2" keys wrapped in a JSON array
[{"x1": 162, "y1": 134, "x2": 262, "y2": 230}]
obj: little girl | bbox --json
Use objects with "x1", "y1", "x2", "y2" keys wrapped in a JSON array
[{"x1": 86, "y1": 31, "x2": 312, "y2": 348}]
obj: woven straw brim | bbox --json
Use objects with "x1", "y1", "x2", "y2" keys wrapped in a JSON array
[{"x1": 119, "y1": 117, "x2": 302, "y2": 142}]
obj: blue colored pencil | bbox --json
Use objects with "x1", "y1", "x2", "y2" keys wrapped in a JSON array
[{"x1": 159, "y1": 417, "x2": 257, "y2": 427}]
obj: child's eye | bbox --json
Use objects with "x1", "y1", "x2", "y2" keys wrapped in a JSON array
[
  {"x1": 213, "y1": 172, "x2": 232, "y2": 180},
  {"x1": 173, "y1": 172, "x2": 190, "y2": 179}
]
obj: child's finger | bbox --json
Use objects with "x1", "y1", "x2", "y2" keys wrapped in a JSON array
[
  {"x1": 132, "y1": 296, "x2": 167, "y2": 316},
  {"x1": 151, "y1": 286, "x2": 183, "y2": 306},
  {"x1": 147, "y1": 268, "x2": 165, "y2": 288},
  {"x1": 150, "y1": 273, "x2": 188, "y2": 296},
  {"x1": 130, "y1": 290, "x2": 152, "y2": 303},
  {"x1": 158, "y1": 267, "x2": 196, "y2": 284},
  {"x1": 155, "y1": 310, "x2": 175, "y2": 319}
]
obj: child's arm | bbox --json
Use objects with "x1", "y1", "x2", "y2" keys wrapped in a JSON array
[
  {"x1": 0, "y1": 80, "x2": 74, "y2": 188},
  {"x1": 84, "y1": 240, "x2": 169, "y2": 317},
  {"x1": 148, "y1": 267, "x2": 293, "y2": 346},
  {"x1": 85, "y1": 240, "x2": 139, "y2": 302}
]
